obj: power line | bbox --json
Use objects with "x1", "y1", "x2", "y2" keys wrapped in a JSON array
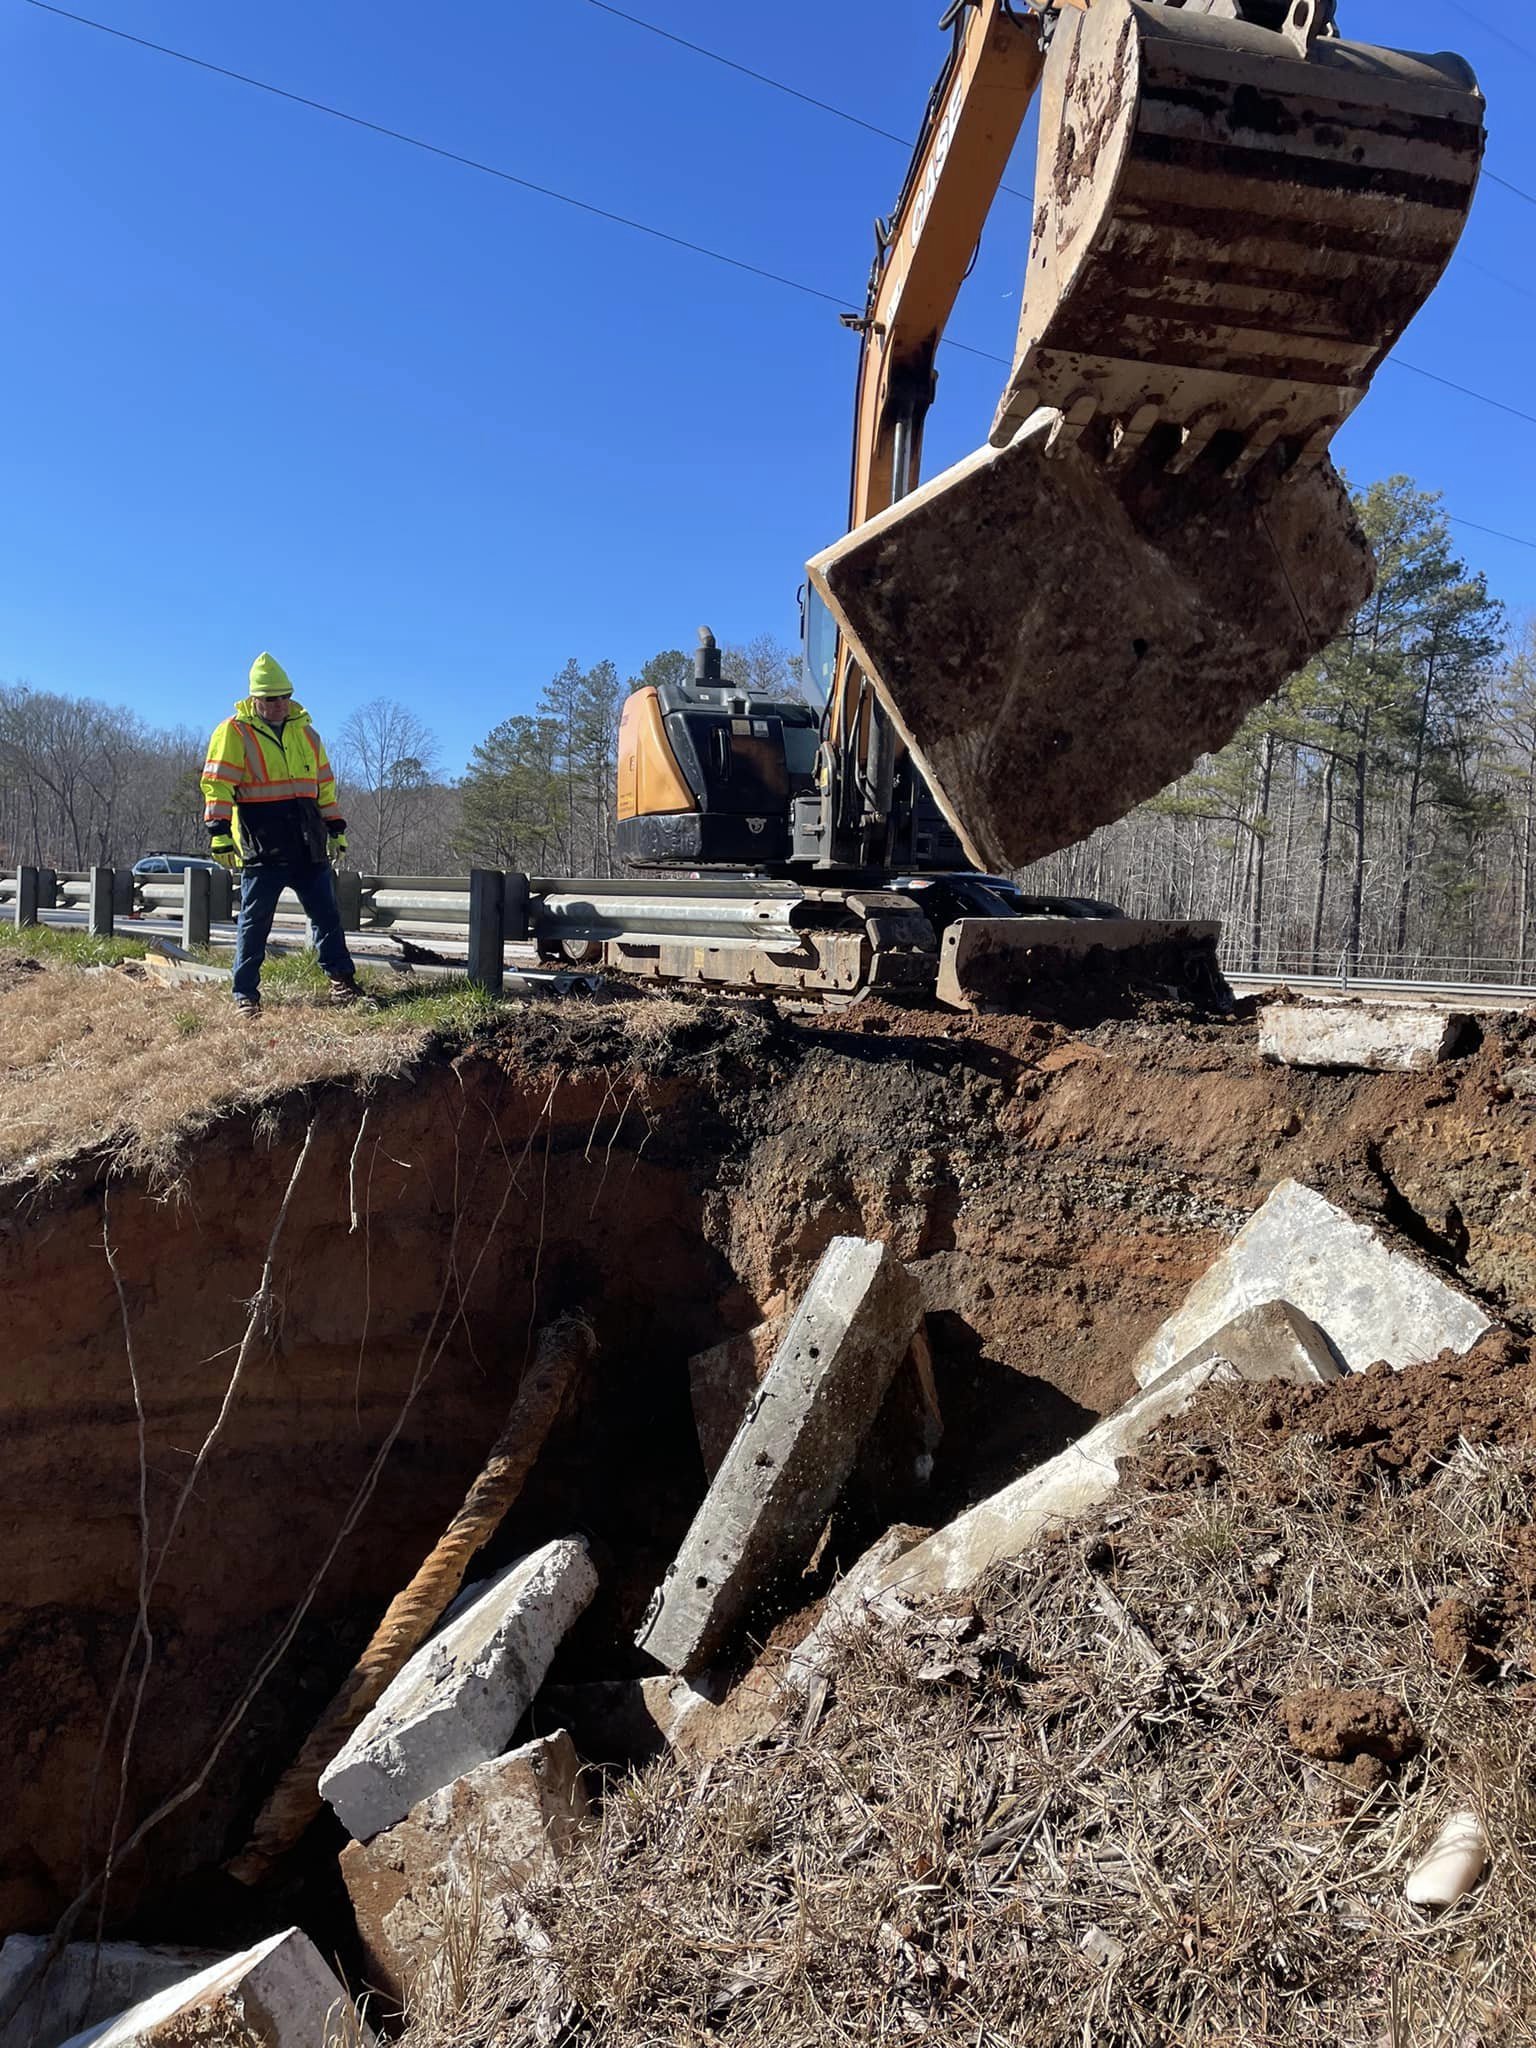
[
  {"x1": 576, "y1": 0, "x2": 1035, "y2": 204},
  {"x1": 1462, "y1": 257, "x2": 1536, "y2": 301},
  {"x1": 1448, "y1": 515, "x2": 1536, "y2": 555},
  {"x1": 21, "y1": 0, "x2": 1536, "y2": 556},
  {"x1": 19, "y1": 0, "x2": 858, "y2": 313},
  {"x1": 1446, "y1": 1, "x2": 1536, "y2": 67},
  {"x1": 577, "y1": 0, "x2": 909, "y2": 150},
  {"x1": 1485, "y1": 170, "x2": 1536, "y2": 209},
  {"x1": 1387, "y1": 357, "x2": 1536, "y2": 432}
]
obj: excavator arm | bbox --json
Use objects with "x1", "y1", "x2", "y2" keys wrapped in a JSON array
[
  {"x1": 812, "y1": 0, "x2": 1484, "y2": 875},
  {"x1": 846, "y1": 2, "x2": 1045, "y2": 531}
]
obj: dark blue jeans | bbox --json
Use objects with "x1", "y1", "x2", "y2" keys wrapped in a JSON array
[{"x1": 233, "y1": 861, "x2": 356, "y2": 1001}]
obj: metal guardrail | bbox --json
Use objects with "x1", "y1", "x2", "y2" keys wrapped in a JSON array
[
  {"x1": 3, "y1": 865, "x2": 532, "y2": 989},
  {"x1": 1227, "y1": 970, "x2": 1536, "y2": 1007},
  {"x1": 13, "y1": 864, "x2": 1536, "y2": 1002}
]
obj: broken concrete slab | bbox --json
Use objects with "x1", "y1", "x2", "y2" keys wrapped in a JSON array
[
  {"x1": 691, "y1": 1315, "x2": 942, "y2": 1529},
  {"x1": 855, "y1": 1303, "x2": 1340, "y2": 1604},
  {"x1": 1131, "y1": 1180, "x2": 1495, "y2": 1390},
  {"x1": 55, "y1": 1930, "x2": 371, "y2": 2048},
  {"x1": 320, "y1": 1538, "x2": 597, "y2": 1842},
  {"x1": 1260, "y1": 1002, "x2": 1474, "y2": 1072},
  {"x1": 340, "y1": 1730, "x2": 591, "y2": 2004},
  {"x1": 0, "y1": 1939, "x2": 223, "y2": 2048},
  {"x1": 806, "y1": 410, "x2": 1373, "y2": 873},
  {"x1": 1170, "y1": 1299, "x2": 1340, "y2": 1390},
  {"x1": 689, "y1": 1320, "x2": 787, "y2": 1476},
  {"x1": 637, "y1": 1237, "x2": 923, "y2": 1674}
]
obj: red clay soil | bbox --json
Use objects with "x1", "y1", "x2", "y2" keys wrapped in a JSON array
[{"x1": 1176, "y1": 1331, "x2": 1536, "y2": 1499}]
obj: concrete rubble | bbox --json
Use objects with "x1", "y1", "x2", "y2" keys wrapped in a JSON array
[
  {"x1": 55, "y1": 1929, "x2": 370, "y2": 2048},
  {"x1": 1130, "y1": 1179, "x2": 1495, "y2": 1389},
  {"x1": 689, "y1": 1320, "x2": 788, "y2": 1476},
  {"x1": 637, "y1": 1236, "x2": 923, "y2": 1674},
  {"x1": 320, "y1": 1537, "x2": 598, "y2": 1842},
  {"x1": 851, "y1": 1298, "x2": 1341, "y2": 1605},
  {"x1": 340, "y1": 1730, "x2": 592, "y2": 2003},
  {"x1": 690, "y1": 1315, "x2": 942, "y2": 1503},
  {"x1": 0, "y1": 1939, "x2": 223, "y2": 2048},
  {"x1": 1260, "y1": 1002, "x2": 1474, "y2": 1072}
]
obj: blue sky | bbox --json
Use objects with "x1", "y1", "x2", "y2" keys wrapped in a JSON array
[{"x1": 3, "y1": 0, "x2": 1532, "y2": 771}]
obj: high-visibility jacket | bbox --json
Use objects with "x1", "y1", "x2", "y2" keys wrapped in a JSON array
[{"x1": 201, "y1": 697, "x2": 345, "y2": 868}]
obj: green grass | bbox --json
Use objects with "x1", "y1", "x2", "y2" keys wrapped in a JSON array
[
  {"x1": 236, "y1": 945, "x2": 510, "y2": 1036},
  {"x1": 0, "y1": 922, "x2": 148, "y2": 969}
]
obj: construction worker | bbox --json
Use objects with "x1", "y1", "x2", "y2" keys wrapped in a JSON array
[{"x1": 201, "y1": 652, "x2": 365, "y2": 1016}]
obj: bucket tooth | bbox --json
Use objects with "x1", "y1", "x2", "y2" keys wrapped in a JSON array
[{"x1": 1109, "y1": 400, "x2": 1163, "y2": 468}]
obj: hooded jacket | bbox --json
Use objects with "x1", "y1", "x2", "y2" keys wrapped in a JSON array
[{"x1": 201, "y1": 697, "x2": 346, "y2": 868}]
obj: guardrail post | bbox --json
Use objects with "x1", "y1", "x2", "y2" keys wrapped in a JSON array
[
  {"x1": 182, "y1": 866, "x2": 212, "y2": 951},
  {"x1": 37, "y1": 867, "x2": 58, "y2": 914},
  {"x1": 334, "y1": 868, "x2": 363, "y2": 932},
  {"x1": 114, "y1": 867, "x2": 137, "y2": 921},
  {"x1": 467, "y1": 868, "x2": 505, "y2": 993},
  {"x1": 208, "y1": 866, "x2": 234, "y2": 923},
  {"x1": 14, "y1": 867, "x2": 38, "y2": 929},
  {"x1": 504, "y1": 870, "x2": 531, "y2": 943},
  {"x1": 88, "y1": 866, "x2": 115, "y2": 938}
]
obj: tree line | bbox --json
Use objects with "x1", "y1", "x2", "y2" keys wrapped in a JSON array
[
  {"x1": 5, "y1": 476, "x2": 1532, "y2": 978},
  {"x1": 1019, "y1": 476, "x2": 1532, "y2": 977},
  {"x1": 0, "y1": 636, "x2": 801, "y2": 880}
]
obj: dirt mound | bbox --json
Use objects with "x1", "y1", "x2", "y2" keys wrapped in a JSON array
[{"x1": 1171, "y1": 1332, "x2": 1535, "y2": 1501}]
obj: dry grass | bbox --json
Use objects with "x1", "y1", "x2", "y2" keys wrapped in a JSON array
[
  {"x1": 406, "y1": 1425, "x2": 1536, "y2": 2048},
  {"x1": 0, "y1": 953, "x2": 473, "y2": 1181}
]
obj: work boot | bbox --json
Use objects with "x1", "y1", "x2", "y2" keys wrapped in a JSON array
[
  {"x1": 327, "y1": 977, "x2": 373, "y2": 1010},
  {"x1": 233, "y1": 994, "x2": 261, "y2": 1019}
]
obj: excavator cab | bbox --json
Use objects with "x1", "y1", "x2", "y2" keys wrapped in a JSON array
[{"x1": 615, "y1": 630, "x2": 821, "y2": 868}]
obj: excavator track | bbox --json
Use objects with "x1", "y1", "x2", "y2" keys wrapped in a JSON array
[{"x1": 528, "y1": 877, "x2": 1223, "y2": 1012}]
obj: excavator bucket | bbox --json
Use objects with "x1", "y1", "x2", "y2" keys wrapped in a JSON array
[
  {"x1": 808, "y1": 406, "x2": 1374, "y2": 874},
  {"x1": 807, "y1": 0, "x2": 1483, "y2": 877},
  {"x1": 994, "y1": 0, "x2": 1486, "y2": 476}
]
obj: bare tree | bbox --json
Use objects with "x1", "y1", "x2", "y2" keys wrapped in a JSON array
[{"x1": 336, "y1": 699, "x2": 442, "y2": 873}]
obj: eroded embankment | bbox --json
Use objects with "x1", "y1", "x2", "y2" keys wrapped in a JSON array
[{"x1": 3, "y1": 992, "x2": 1534, "y2": 1944}]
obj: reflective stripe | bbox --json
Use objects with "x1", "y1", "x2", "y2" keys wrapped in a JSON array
[
  {"x1": 233, "y1": 780, "x2": 323, "y2": 803},
  {"x1": 204, "y1": 800, "x2": 234, "y2": 822},
  {"x1": 201, "y1": 705, "x2": 340, "y2": 825}
]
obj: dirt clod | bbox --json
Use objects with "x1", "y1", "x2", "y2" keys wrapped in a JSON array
[
  {"x1": 1427, "y1": 1595, "x2": 1500, "y2": 1678},
  {"x1": 1278, "y1": 1687, "x2": 1421, "y2": 1765}
]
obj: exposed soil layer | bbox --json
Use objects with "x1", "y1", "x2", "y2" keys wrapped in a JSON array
[{"x1": 3, "y1": 985, "x2": 1535, "y2": 1944}]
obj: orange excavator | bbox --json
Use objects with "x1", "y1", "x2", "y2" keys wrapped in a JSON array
[{"x1": 589, "y1": 0, "x2": 1484, "y2": 1009}]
